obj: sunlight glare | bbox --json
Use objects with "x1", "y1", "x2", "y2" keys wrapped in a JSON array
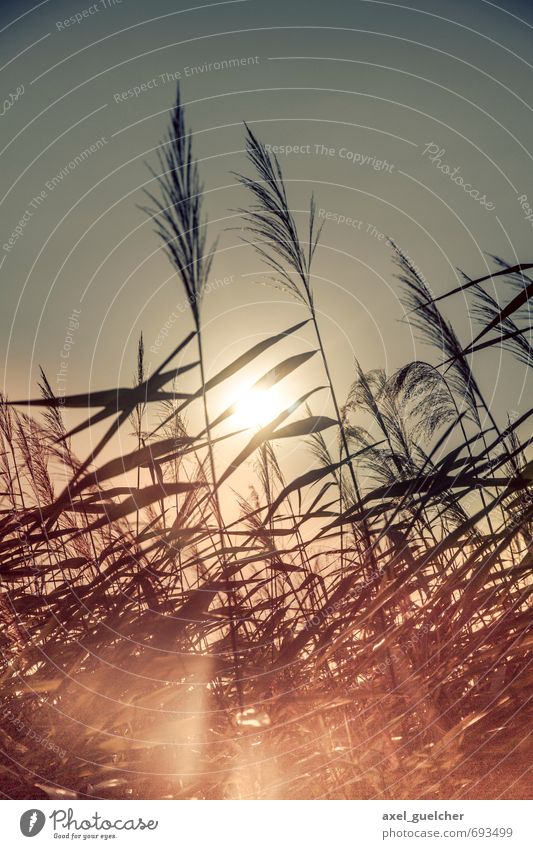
[{"x1": 233, "y1": 385, "x2": 284, "y2": 428}]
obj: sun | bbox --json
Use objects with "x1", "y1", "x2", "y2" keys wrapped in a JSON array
[{"x1": 233, "y1": 385, "x2": 283, "y2": 429}]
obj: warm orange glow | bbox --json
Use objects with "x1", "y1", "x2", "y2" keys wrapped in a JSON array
[{"x1": 233, "y1": 384, "x2": 284, "y2": 428}]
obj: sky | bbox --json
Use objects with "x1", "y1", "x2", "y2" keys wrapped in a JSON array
[{"x1": 1, "y1": 0, "x2": 531, "y2": 476}]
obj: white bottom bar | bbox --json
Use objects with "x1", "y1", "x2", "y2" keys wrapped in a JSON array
[{"x1": 2, "y1": 799, "x2": 530, "y2": 848}]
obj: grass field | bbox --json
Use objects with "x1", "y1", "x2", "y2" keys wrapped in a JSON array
[{"x1": 0, "y1": 88, "x2": 531, "y2": 800}]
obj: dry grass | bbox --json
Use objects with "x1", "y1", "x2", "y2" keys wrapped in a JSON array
[{"x1": 0, "y1": 87, "x2": 531, "y2": 800}]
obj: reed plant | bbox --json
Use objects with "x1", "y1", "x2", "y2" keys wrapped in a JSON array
[{"x1": 0, "y1": 87, "x2": 531, "y2": 801}]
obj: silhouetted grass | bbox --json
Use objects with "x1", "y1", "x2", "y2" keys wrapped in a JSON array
[{"x1": 0, "y1": 87, "x2": 531, "y2": 801}]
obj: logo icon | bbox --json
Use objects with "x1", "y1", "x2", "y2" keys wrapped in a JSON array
[{"x1": 20, "y1": 810, "x2": 46, "y2": 837}]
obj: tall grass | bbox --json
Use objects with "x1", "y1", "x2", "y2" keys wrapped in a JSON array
[{"x1": 0, "y1": 87, "x2": 531, "y2": 800}]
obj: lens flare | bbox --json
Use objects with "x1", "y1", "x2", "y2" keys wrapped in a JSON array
[{"x1": 233, "y1": 385, "x2": 284, "y2": 428}]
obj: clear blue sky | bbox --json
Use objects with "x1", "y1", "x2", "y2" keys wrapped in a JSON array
[{"x1": 1, "y1": 0, "x2": 531, "y2": 474}]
